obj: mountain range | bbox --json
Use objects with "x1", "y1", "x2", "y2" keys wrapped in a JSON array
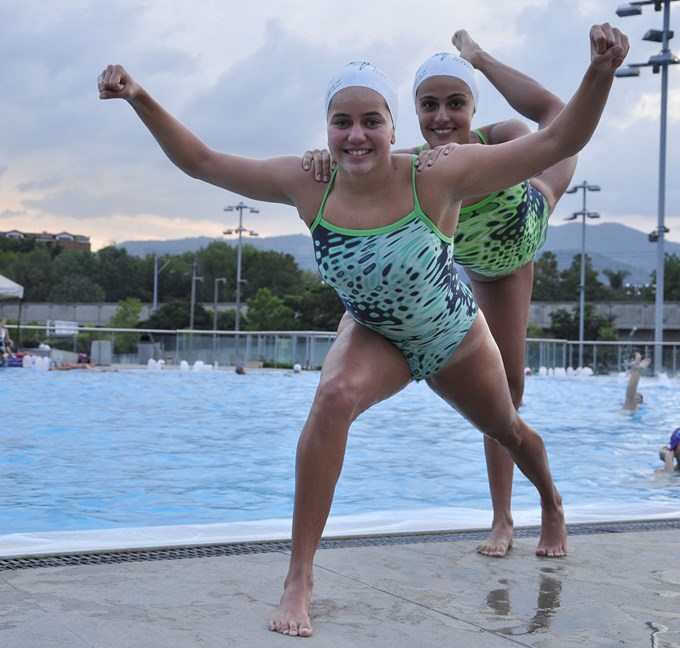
[{"x1": 118, "y1": 222, "x2": 680, "y2": 286}]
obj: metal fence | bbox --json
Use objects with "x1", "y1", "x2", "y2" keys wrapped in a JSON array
[
  {"x1": 11, "y1": 324, "x2": 680, "y2": 375},
  {"x1": 524, "y1": 338, "x2": 680, "y2": 376}
]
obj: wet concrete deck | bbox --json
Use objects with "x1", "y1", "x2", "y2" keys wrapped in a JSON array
[{"x1": 1, "y1": 520, "x2": 679, "y2": 647}]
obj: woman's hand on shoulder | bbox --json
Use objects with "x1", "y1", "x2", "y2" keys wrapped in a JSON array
[
  {"x1": 415, "y1": 143, "x2": 457, "y2": 172},
  {"x1": 302, "y1": 148, "x2": 335, "y2": 183}
]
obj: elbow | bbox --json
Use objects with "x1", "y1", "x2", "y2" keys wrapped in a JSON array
[{"x1": 180, "y1": 149, "x2": 213, "y2": 180}]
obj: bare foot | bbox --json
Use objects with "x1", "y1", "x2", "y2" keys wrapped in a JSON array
[
  {"x1": 536, "y1": 495, "x2": 568, "y2": 558},
  {"x1": 268, "y1": 579, "x2": 313, "y2": 637},
  {"x1": 477, "y1": 522, "x2": 514, "y2": 558},
  {"x1": 452, "y1": 29, "x2": 483, "y2": 65}
]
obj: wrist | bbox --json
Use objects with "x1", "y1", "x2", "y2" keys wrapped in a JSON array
[{"x1": 467, "y1": 49, "x2": 493, "y2": 73}]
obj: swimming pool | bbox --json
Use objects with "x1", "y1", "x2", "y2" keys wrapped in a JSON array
[{"x1": 1, "y1": 366, "x2": 678, "y2": 555}]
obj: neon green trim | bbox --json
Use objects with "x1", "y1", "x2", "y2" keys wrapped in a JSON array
[{"x1": 310, "y1": 157, "x2": 452, "y2": 243}]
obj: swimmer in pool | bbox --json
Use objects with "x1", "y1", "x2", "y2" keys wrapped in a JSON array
[
  {"x1": 658, "y1": 428, "x2": 680, "y2": 472},
  {"x1": 621, "y1": 352, "x2": 651, "y2": 413}
]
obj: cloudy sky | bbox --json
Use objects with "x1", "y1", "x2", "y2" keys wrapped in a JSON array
[{"x1": 1, "y1": 0, "x2": 679, "y2": 252}]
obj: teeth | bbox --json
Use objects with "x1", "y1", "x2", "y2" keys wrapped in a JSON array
[
  {"x1": 348, "y1": 149, "x2": 370, "y2": 156},
  {"x1": 434, "y1": 128, "x2": 453, "y2": 134}
]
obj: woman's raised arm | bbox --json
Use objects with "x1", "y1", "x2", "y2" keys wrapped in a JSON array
[{"x1": 98, "y1": 64, "x2": 300, "y2": 206}]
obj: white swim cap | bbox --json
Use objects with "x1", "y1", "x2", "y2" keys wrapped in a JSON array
[
  {"x1": 325, "y1": 61, "x2": 398, "y2": 126},
  {"x1": 412, "y1": 53, "x2": 479, "y2": 107}
]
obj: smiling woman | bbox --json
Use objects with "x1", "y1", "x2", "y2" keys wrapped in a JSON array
[{"x1": 97, "y1": 24, "x2": 627, "y2": 636}]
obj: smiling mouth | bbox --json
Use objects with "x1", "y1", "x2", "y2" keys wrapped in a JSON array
[
  {"x1": 432, "y1": 128, "x2": 453, "y2": 135},
  {"x1": 346, "y1": 149, "x2": 371, "y2": 156}
]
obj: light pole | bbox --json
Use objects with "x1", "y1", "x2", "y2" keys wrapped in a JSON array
[
  {"x1": 564, "y1": 181, "x2": 601, "y2": 368},
  {"x1": 189, "y1": 261, "x2": 203, "y2": 331},
  {"x1": 213, "y1": 277, "x2": 227, "y2": 331},
  {"x1": 614, "y1": 0, "x2": 678, "y2": 373},
  {"x1": 212, "y1": 277, "x2": 226, "y2": 362},
  {"x1": 224, "y1": 202, "x2": 259, "y2": 332},
  {"x1": 152, "y1": 254, "x2": 171, "y2": 313}
]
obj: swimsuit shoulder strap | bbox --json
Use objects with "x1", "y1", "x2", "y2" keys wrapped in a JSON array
[{"x1": 310, "y1": 166, "x2": 339, "y2": 232}]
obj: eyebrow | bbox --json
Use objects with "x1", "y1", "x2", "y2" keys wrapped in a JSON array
[
  {"x1": 330, "y1": 110, "x2": 386, "y2": 119},
  {"x1": 419, "y1": 91, "x2": 468, "y2": 101}
]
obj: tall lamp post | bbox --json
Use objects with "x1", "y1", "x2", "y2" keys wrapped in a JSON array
[
  {"x1": 213, "y1": 277, "x2": 227, "y2": 331},
  {"x1": 189, "y1": 261, "x2": 203, "y2": 331},
  {"x1": 152, "y1": 254, "x2": 170, "y2": 313},
  {"x1": 564, "y1": 181, "x2": 601, "y2": 369},
  {"x1": 224, "y1": 202, "x2": 259, "y2": 332},
  {"x1": 614, "y1": 0, "x2": 678, "y2": 373},
  {"x1": 212, "y1": 276, "x2": 226, "y2": 362}
]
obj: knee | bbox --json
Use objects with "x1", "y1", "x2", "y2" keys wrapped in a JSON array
[
  {"x1": 485, "y1": 415, "x2": 523, "y2": 451},
  {"x1": 313, "y1": 372, "x2": 366, "y2": 421}
]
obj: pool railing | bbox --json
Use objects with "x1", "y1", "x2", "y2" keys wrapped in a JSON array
[{"x1": 8, "y1": 324, "x2": 680, "y2": 375}]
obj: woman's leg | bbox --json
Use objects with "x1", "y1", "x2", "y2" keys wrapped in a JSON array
[
  {"x1": 454, "y1": 29, "x2": 577, "y2": 209},
  {"x1": 269, "y1": 315, "x2": 411, "y2": 637},
  {"x1": 468, "y1": 264, "x2": 534, "y2": 556},
  {"x1": 426, "y1": 313, "x2": 566, "y2": 558}
]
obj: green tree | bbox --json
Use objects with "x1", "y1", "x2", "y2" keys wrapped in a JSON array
[
  {"x1": 3, "y1": 245, "x2": 57, "y2": 301},
  {"x1": 659, "y1": 252, "x2": 680, "y2": 301},
  {"x1": 548, "y1": 304, "x2": 617, "y2": 341},
  {"x1": 156, "y1": 254, "x2": 196, "y2": 302},
  {"x1": 109, "y1": 297, "x2": 143, "y2": 328},
  {"x1": 559, "y1": 254, "x2": 608, "y2": 301},
  {"x1": 107, "y1": 297, "x2": 144, "y2": 353},
  {"x1": 532, "y1": 251, "x2": 562, "y2": 301},
  {"x1": 94, "y1": 246, "x2": 148, "y2": 302},
  {"x1": 240, "y1": 248, "x2": 306, "y2": 299},
  {"x1": 49, "y1": 275, "x2": 106, "y2": 302},
  {"x1": 216, "y1": 309, "x2": 243, "y2": 331},
  {"x1": 138, "y1": 299, "x2": 211, "y2": 330},
  {"x1": 245, "y1": 288, "x2": 300, "y2": 331},
  {"x1": 284, "y1": 283, "x2": 345, "y2": 330},
  {"x1": 603, "y1": 268, "x2": 630, "y2": 291}
]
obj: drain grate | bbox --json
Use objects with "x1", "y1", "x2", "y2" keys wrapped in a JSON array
[{"x1": 1, "y1": 519, "x2": 678, "y2": 571}]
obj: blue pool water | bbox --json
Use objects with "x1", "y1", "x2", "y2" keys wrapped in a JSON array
[{"x1": 1, "y1": 367, "x2": 679, "y2": 543}]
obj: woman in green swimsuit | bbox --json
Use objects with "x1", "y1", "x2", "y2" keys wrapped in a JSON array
[
  {"x1": 98, "y1": 23, "x2": 627, "y2": 637},
  {"x1": 308, "y1": 31, "x2": 578, "y2": 559}
]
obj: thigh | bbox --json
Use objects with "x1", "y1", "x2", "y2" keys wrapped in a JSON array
[
  {"x1": 426, "y1": 314, "x2": 517, "y2": 440},
  {"x1": 320, "y1": 313, "x2": 412, "y2": 415},
  {"x1": 469, "y1": 263, "x2": 534, "y2": 404}
]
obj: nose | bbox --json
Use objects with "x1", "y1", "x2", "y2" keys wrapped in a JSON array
[
  {"x1": 435, "y1": 104, "x2": 449, "y2": 124},
  {"x1": 347, "y1": 123, "x2": 366, "y2": 143}
]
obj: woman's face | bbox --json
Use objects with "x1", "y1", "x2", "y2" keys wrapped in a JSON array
[
  {"x1": 327, "y1": 87, "x2": 395, "y2": 174},
  {"x1": 415, "y1": 75, "x2": 475, "y2": 148}
]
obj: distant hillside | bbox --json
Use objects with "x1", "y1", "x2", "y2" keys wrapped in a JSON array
[
  {"x1": 118, "y1": 222, "x2": 680, "y2": 284},
  {"x1": 119, "y1": 234, "x2": 318, "y2": 271},
  {"x1": 543, "y1": 222, "x2": 680, "y2": 286}
]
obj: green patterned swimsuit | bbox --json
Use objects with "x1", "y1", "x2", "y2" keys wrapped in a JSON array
[
  {"x1": 310, "y1": 158, "x2": 478, "y2": 381},
  {"x1": 426, "y1": 130, "x2": 550, "y2": 277}
]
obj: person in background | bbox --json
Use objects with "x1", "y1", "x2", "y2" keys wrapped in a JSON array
[
  {"x1": 621, "y1": 352, "x2": 651, "y2": 412},
  {"x1": 0, "y1": 318, "x2": 14, "y2": 359},
  {"x1": 659, "y1": 428, "x2": 680, "y2": 472}
]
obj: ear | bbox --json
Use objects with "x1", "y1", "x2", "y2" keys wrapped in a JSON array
[{"x1": 391, "y1": 128, "x2": 396, "y2": 145}]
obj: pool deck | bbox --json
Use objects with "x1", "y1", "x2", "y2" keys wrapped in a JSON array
[{"x1": 2, "y1": 520, "x2": 679, "y2": 647}]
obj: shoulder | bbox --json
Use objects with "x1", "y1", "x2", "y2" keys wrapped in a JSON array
[{"x1": 485, "y1": 119, "x2": 533, "y2": 144}]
